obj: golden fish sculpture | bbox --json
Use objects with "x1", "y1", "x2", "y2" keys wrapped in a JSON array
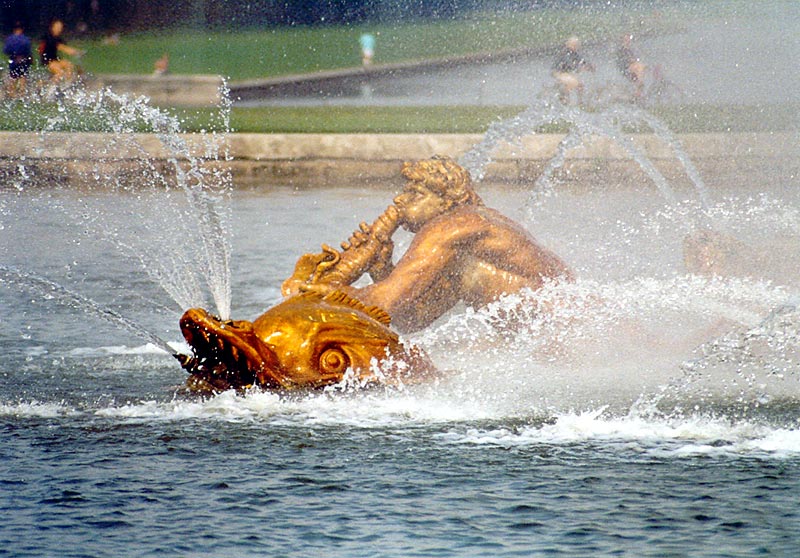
[{"x1": 178, "y1": 289, "x2": 431, "y2": 394}]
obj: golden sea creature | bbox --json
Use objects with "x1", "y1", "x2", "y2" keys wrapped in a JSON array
[{"x1": 178, "y1": 290, "x2": 431, "y2": 394}]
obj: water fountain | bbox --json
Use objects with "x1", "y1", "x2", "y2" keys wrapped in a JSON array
[
  {"x1": 2, "y1": 3, "x2": 800, "y2": 555},
  {"x1": 3, "y1": 77, "x2": 797, "y2": 410},
  {"x1": 459, "y1": 93, "x2": 711, "y2": 210},
  {"x1": 1, "y1": 85, "x2": 233, "y2": 322}
]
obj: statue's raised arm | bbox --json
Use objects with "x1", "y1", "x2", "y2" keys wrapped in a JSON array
[{"x1": 281, "y1": 204, "x2": 400, "y2": 296}]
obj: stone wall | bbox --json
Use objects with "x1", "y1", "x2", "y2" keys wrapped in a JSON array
[{"x1": 1, "y1": 132, "x2": 796, "y2": 191}]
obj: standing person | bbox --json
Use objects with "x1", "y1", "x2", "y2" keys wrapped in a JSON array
[
  {"x1": 359, "y1": 33, "x2": 375, "y2": 66},
  {"x1": 616, "y1": 34, "x2": 647, "y2": 100},
  {"x1": 551, "y1": 36, "x2": 595, "y2": 105},
  {"x1": 3, "y1": 21, "x2": 32, "y2": 97},
  {"x1": 39, "y1": 19, "x2": 82, "y2": 84}
]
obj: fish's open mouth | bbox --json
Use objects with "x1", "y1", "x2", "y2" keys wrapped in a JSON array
[{"x1": 178, "y1": 309, "x2": 265, "y2": 393}]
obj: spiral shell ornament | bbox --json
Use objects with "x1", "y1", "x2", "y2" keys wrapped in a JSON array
[{"x1": 319, "y1": 346, "x2": 350, "y2": 375}]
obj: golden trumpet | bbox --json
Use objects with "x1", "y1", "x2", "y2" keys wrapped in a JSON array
[{"x1": 282, "y1": 204, "x2": 400, "y2": 295}]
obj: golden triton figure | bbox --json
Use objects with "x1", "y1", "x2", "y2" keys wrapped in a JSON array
[{"x1": 284, "y1": 155, "x2": 574, "y2": 332}]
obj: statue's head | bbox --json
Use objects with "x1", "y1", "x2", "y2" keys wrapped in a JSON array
[
  {"x1": 178, "y1": 290, "x2": 431, "y2": 394},
  {"x1": 396, "y1": 156, "x2": 480, "y2": 231}
]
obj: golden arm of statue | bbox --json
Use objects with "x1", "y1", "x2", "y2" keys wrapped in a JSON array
[{"x1": 281, "y1": 205, "x2": 400, "y2": 296}]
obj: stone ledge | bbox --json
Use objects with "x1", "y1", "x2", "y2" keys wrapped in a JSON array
[
  {"x1": 1, "y1": 132, "x2": 794, "y2": 160},
  {"x1": 1, "y1": 132, "x2": 796, "y2": 187}
]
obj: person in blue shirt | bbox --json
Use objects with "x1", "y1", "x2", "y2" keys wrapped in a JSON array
[
  {"x1": 4, "y1": 21, "x2": 32, "y2": 97},
  {"x1": 360, "y1": 33, "x2": 375, "y2": 66}
]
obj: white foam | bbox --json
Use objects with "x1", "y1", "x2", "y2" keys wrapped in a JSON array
[
  {"x1": 439, "y1": 408, "x2": 800, "y2": 457},
  {"x1": 86, "y1": 379, "x2": 800, "y2": 457},
  {"x1": 0, "y1": 400, "x2": 79, "y2": 418},
  {"x1": 92, "y1": 382, "x2": 502, "y2": 427},
  {"x1": 9, "y1": 377, "x2": 797, "y2": 458},
  {"x1": 94, "y1": 391, "x2": 279, "y2": 421}
]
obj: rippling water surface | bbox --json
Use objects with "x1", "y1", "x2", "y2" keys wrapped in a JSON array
[{"x1": 2, "y1": 183, "x2": 800, "y2": 557}]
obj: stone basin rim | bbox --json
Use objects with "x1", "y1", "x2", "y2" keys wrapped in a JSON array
[
  {"x1": 0, "y1": 132, "x2": 793, "y2": 161},
  {"x1": 2, "y1": 132, "x2": 795, "y2": 188}
]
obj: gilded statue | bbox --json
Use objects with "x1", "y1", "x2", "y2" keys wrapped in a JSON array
[
  {"x1": 683, "y1": 226, "x2": 759, "y2": 277},
  {"x1": 179, "y1": 155, "x2": 573, "y2": 393},
  {"x1": 178, "y1": 289, "x2": 432, "y2": 393},
  {"x1": 283, "y1": 155, "x2": 574, "y2": 332}
]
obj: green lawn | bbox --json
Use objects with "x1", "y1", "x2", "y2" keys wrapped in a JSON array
[
  {"x1": 73, "y1": 1, "x2": 769, "y2": 82},
  {"x1": 74, "y1": 5, "x2": 682, "y2": 81},
  {"x1": 3, "y1": 100, "x2": 793, "y2": 135},
  {"x1": 186, "y1": 104, "x2": 800, "y2": 134},
  {"x1": 176, "y1": 105, "x2": 526, "y2": 134}
]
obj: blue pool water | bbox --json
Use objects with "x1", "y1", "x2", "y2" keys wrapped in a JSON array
[{"x1": 2, "y1": 184, "x2": 800, "y2": 557}]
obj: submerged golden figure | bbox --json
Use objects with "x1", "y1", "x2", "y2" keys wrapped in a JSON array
[
  {"x1": 683, "y1": 227, "x2": 743, "y2": 276},
  {"x1": 180, "y1": 155, "x2": 572, "y2": 392},
  {"x1": 285, "y1": 155, "x2": 574, "y2": 332}
]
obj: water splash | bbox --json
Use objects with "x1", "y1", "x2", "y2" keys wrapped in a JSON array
[
  {"x1": 6, "y1": 85, "x2": 233, "y2": 319},
  {"x1": 459, "y1": 92, "x2": 708, "y2": 212},
  {"x1": 436, "y1": 411, "x2": 800, "y2": 457},
  {"x1": 407, "y1": 271, "x2": 800, "y2": 417}
]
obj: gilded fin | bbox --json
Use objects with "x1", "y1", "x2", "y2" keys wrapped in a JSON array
[{"x1": 324, "y1": 290, "x2": 393, "y2": 326}]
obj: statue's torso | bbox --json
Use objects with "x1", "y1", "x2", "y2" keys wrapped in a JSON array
[{"x1": 386, "y1": 205, "x2": 572, "y2": 331}]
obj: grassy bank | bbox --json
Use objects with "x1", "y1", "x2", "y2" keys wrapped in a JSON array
[
  {"x1": 176, "y1": 104, "x2": 800, "y2": 134},
  {"x1": 184, "y1": 106, "x2": 525, "y2": 134},
  {"x1": 245, "y1": 104, "x2": 800, "y2": 134},
  {"x1": 74, "y1": 5, "x2": 682, "y2": 81},
  {"x1": 1, "y1": 99, "x2": 795, "y2": 135}
]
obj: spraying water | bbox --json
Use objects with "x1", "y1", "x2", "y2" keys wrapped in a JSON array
[
  {"x1": 459, "y1": 91, "x2": 710, "y2": 212},
  {"x1": 0, "y1": 265, "x2": 178, "y2": 356},
  {"x1": 5, "y1": 85, "x2": 233, "y2": 320}
]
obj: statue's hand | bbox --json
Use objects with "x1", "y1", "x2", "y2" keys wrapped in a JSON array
[
  {"x1": 340, "y1": 222, "x2": 371, "y2": 251},
  {"x1": 298, "y1": 282, "x2": 338, "y2": 296},
  {"x1": 368, "y1": 239, "x2": 395, "y2": 282}
]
